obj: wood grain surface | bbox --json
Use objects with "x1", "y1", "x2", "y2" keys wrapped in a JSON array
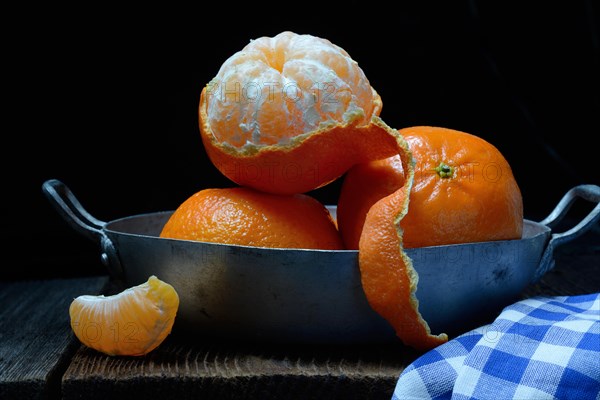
[
  {"x1": 62, "y1": 340, "x2": 421, "y2": 400},
  {"x1": 0, "y1": 276, "x2": 108, "y2": 400}
]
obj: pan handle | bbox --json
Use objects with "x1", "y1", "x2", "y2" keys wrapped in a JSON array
[
  {"x1": 533, "y1": 184, "x2": 600, "y2": 283},
  {"x1": 42, "y1": 179, "x2": 125, "y2": 279},
  {"x1": 42, "y1": 179, "x2": 105, "y2": 242}
]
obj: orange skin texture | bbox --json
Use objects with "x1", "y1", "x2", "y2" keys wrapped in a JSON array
[
  {"x1": 199, "y1": 87, "x2": 391, "y2": 195},
  {"x1": 160, "y1": 187, "x2": 343, "y2": 250},
  {"x1": 338, "y1": 126, "x2": 524, "y2": 249}
]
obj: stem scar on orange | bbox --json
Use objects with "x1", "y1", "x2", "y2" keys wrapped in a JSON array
[
  {"x1": 198, "y1": 31, "x2": 448, "y2": 350},
  {"x1": 338, "y1": 126, "x2": 524, "y2": 250}
]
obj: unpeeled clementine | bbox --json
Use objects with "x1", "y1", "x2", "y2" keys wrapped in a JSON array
[{"x1": 338, "y1": 125, "x2": 523, "y2": 249}]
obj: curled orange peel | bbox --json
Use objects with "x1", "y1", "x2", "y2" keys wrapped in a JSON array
[{"x1": 356, "y1": 120, "x2": 449, "y2": 350}]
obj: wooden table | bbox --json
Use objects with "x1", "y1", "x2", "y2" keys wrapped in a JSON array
[{"x1": 1, "y1": 227, "x2": 598, "y2": 400}]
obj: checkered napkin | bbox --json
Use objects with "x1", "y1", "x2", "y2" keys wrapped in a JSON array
[{"x1": 392, "y1": 293, "x2": 600, "y2": 400}]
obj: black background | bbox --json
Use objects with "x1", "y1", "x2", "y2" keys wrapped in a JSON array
[{"x1": 5, "y1": 2, "x2": 599, "y2": 280}]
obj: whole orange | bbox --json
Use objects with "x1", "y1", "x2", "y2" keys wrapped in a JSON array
[
  {"x1": 338, "y1": 126, "x2": 523, "y2": 249},
  {"x1": 160, "y1": 187, "x2": 343, "y2": 250}
]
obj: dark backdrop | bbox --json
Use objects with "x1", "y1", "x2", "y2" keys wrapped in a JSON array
[{"x1": 5, "y1": 2, "x2": 598, "y2": 279}]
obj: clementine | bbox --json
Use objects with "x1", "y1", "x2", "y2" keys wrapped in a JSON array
[
  {"x1": 198, "y1": 31, "x2": 398, "y2": 195},
  {"x1": 159, "y1": 187, "x2": 343, "y2": 250},
  {"x1": 338, "y1": 126, "x2": 524, "y2": 249},
  {"x1": 69, "y1": 275, "x2": 179, "y2": 356}
]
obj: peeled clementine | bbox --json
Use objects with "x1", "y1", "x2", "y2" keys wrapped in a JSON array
[
  {"x1": 198, "y1": 31, "x2": 394, "y2": 195},
  {"x1": 160, "y1": 187, "x2": 343, "y2": 250},
  {"x1": 69, "y1": 275, "x2": 179, "y2": 356},
  {"x1": 338, "y1": 126, "x2": 524, "y2": 249}
]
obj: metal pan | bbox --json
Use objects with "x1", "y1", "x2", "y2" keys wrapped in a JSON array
[{"x1": 43, "y1": 179, "x2": 600, "y2": 343}]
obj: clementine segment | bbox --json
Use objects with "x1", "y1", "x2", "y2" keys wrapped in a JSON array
[
  {"x1": 160, "y1": 187, "x2": 343, "y2": 250},
  {"x1": 338, "y1": 126, "x2": 524, "y2": 249},
  {"x1": 69, "y1": 275, "x2": 179, "y2": 356}
]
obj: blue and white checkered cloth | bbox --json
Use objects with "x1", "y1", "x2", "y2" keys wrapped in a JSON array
[{"x1": 392, "y1": 293, "x2": 600, "y2": 400}]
